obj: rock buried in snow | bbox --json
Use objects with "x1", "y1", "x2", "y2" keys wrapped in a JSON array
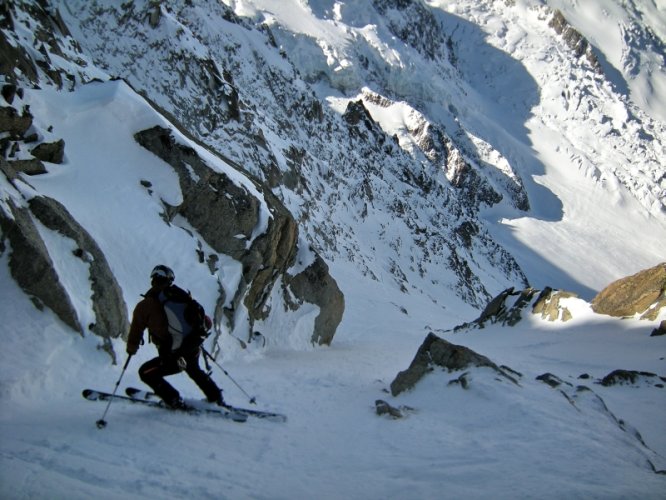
[
  {"x1": 375, "y1": 400, "x2": 403, "y2": 419},
  {"x1": 651, "y1": 320, "x2": 666, "y2": 337},
  {"x1": 600, "y1": 370, "x2": 666, "y2": 388},
  {"x1": 536, "y1": 373, "x2": 573, "y2": 389},
  {"x1": 389, "y1": 333, "x2": 518, "y2": 396}
]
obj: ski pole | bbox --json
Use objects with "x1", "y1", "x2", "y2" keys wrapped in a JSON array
[
  {"x1": 201, "y1": 348, "x2": 257, "y2": 405},
  {"x1": 96, "y1": 355, "x2": 132, "y2": 429}
]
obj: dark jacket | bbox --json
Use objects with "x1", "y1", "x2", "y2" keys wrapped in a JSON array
[{"x1": 126, "y1": 286, "x2": 170, "y2": 355}]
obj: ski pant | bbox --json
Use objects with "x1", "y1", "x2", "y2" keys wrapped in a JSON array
[{"x1": 139, "y1": 350, "x2": 221, "y2": 404}]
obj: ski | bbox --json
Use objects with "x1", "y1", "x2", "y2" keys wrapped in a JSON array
[
  {"x1": 125, "y1": 387, "x2": 287, "y2": 423},
  {"x1": 82, "y1": 389, "x2": 247, "y2": 422}
]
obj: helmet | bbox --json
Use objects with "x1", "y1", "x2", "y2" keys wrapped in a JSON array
[{"x1": 150, "y1": 264, "x2": 175, "y2": 283}]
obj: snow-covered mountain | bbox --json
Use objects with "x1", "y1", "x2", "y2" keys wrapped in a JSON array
[
  {"x1": 57, "y1": 0, "x2": 665, "y2": 297},
  {"x1": 1, "y1": 0, "x2": 665, "y2": 498}
]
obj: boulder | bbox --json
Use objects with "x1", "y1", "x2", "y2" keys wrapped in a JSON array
[
  {"x1": 375, "y1": 399, "x2": 404, "y2": 419},
  {"x1": 591, "y1": 263, "x2": 666, "y2": 320},
  {"x1": 1, "y1": 84, "x2": 20, "y2": 104},
  {"x1": 651, "y1": 320, "x2": 666, "y2": 337},
  {"x1": 9, "y1": 158, "x2": 47, "y2": 175},
  {"x1": 286, "y1": 254, "x2": 345, "y2": 346},
  {"x1": 390, "y1": 333, "x2": 517, "y2": 396},
  {"x1": 30, "y1": 139, "x2": 65, "y2": 164}
]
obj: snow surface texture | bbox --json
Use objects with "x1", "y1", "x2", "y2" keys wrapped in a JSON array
[{"x1": 1, "y1": 0, "x2": 666, "y2": 498}]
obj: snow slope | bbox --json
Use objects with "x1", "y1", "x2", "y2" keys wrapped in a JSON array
[
  {"x1": 427, "y1": 0, "x2": 666, "y2": 296},
  {"x1": 1, "y1": 236, "x2": 665, "y2": 499},
  {"x1": 1, "y1": 0, "x2": 666, "y2": 498}
]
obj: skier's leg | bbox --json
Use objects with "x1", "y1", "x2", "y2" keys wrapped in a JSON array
[
  {"x1": 139, "y1": 356, "x2": 182, "y2": 406},
  {"x1": 184, "y1": 353, "x2": 224, "y2": 404}
]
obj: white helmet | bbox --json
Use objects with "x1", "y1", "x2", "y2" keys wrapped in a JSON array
[{"x1": 150, "y1": 264, "x2": 175, "y2": 283}]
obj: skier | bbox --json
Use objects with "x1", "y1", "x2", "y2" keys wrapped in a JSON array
[{"x1": 126, "y1": 264, "x2": 225, "y2": 409}]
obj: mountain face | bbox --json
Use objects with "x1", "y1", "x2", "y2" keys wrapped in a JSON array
[{"x1": 1, "y1": 0, "x2": 665, "y2": 352}]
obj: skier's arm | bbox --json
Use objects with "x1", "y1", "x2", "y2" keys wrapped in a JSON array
[{"x1": 126, "y1": 301, "x2": 148, "y2": 355}]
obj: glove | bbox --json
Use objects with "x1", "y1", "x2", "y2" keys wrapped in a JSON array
[
  {"x1": 177, "y1": 356, "x2": 187, "y2": 371},
  {"x1": 126, "y1": 344, "x2": 138, "y2": 355}
]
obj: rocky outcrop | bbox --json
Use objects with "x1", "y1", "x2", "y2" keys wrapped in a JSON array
[
  {"x1": 591, "y1": 263, "x2": 666, "y2": 320},
  {"x1": 0, "y1": 2, "x2": 79, "y2": 89},
  {"x1": 390, "y1": 333, "x2": 518, "y2": 396},
  {"x1": 0, "y1": 180, "x2": 128, "y2": 359},
  {"x1": 600, "y1": 370, "x2": 666, "y2": 388},
  {"x1": 134, "y1": 126, "x2": 343, "y2": 345},
  {"x1": 28, "y1": 196, "x2": 129, "y2": 351},
  {"x1": 286, "y1": 254, "x2": 344, "y2": 346},
  {"x1": 1, "y1": 86, "x2": 66, "y2": 176},
  {"x1": 476, "y1": 287, "x2": 540, "y2": 326},
  {"x1": 532, "y1": 287, "x2": 578, "y2": 322},
  {"x1": 454, "y1": 286, "x2": 578, "y2": 332},
  {"x1": 549, "y1": 10, "x2": 601, "y2": 73},
  {"x1": 0, "y1": 195, "x2": 82, "y2": 334},
  {"x1": 0, "y1": 105, "x2": 32, "y2": 137}
]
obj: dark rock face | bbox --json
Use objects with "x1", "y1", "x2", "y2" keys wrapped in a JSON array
[
  {"x1": 0, "y1": 106, "x2": 32, "y2": 137},
  {"x1": 0, "y1": 180, "x2": 129, "y2": 359},
  {"x1": 30, "y1": 140, "x2": 65, "y2": 164},
  {"x1": 134, "y1": 126, "x2": 344, "y2": 345},
  {"x1": 591, "y1": 263, "x2": 666, "y2": 320},
  {"x1": 28, "y1": 196, "x2": 129, "y2": 352},
  {"x1": 0, "y1": 1, "x2": 77, "y2": 88},
  {"x1": 286, "y1": 254, "x2": 344, "y2": 346},
  {"x1": 651, "y1": 320, "x2": 666, "y2": 337},
  {"x1": 134, "y1": 126, "x2": 266, "y2": 260},
  {"x1": 0, "y1": 196, "x2": 82, "y2": 334}
]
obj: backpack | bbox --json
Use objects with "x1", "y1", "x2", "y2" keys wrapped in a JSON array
[{"x1": 158, "y1": 284, "x2": 209, "y2": 354}]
